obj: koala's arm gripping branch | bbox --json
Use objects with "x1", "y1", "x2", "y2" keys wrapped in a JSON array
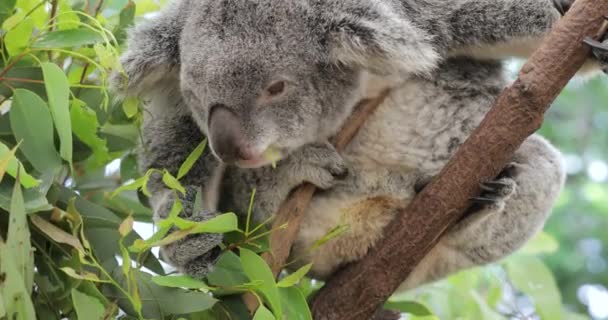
[
  {"x1": 242, "y1": 91, "x2": 391, "y2": 312},
  {"x1": 309, "y1": 1, "x2": 608, "y2": 319}
]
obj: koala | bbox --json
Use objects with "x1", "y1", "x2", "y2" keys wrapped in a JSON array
[{"x1": 115, "y1": 0, "x2": 607, "y2": 290}]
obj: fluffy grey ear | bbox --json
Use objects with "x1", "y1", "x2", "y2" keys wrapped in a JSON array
[
  {"x1": 324, "y1": 3, "x2": 440, "y2": 76},
  {"x1": 111, "y1": 1, "x2": 185, "y2": 96}
]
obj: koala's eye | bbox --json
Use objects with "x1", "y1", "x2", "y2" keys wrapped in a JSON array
[{"x1": 266, "y1": 81, "x2": 286, "y2": 97}]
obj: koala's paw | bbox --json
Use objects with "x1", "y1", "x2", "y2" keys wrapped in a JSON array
[
  {"x1": 584, "y1": 32, "x2": 608, "y2": 74},
  {"x1": 468, "y1": 163, "x2": 518, "y2": 214},
  {"x1": 285, "y1": 142, "x2": 348, "y2": 190},
  {"x1": 552, "y1": 0, "x2": 573, "y2": 16},
  {"x1": 160, "y1": 210, "x2": 224, "y2": 279}
]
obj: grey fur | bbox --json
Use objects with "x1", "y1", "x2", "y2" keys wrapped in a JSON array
[{"x1": 115, "y1": 0, "x2": 604, "y2": 289}]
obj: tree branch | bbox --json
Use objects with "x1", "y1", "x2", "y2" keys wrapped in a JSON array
[{"x1": 309, "y1": 0, "x2": 608, "y2": 319}]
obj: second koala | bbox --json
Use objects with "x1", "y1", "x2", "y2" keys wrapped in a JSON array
[{"x1": 117, "y1": 0, "x2": 606, "y2": 290}]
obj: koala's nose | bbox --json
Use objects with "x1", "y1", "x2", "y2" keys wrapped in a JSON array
[{"x1": 207, "y1": 105, "x2": 252, "y2": 164}]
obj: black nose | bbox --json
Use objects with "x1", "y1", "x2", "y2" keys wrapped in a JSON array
[{"x1": 208, "y1": 105, "x2": 246, "y2": 164}]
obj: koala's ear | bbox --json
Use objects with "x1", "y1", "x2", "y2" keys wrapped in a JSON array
[
  {"x1": 111, "y1": 2, "x2": 184, "y2": 96},
  {"x1": 324, "y1": 6, "x2": 440, "y2": 76}
]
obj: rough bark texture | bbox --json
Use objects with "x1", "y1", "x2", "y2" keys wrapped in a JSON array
[
  {"x1": 243, "y1": 90, "x2": 391, "y2": 312},
  {"x1": 309, "y1": 1, "x2": 608, "y2": 319}
]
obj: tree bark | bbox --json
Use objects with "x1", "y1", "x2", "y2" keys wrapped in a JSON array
[{"x1": 309, "y1": 0, "x2": 608, "y2": 319}]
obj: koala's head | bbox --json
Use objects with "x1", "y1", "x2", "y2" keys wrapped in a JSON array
[{"x1": 118, "y1": 0, "x2": 437, "y2": 168}]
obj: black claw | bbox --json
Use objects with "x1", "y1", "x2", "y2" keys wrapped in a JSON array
[
  {"x1": 470, "y1": 196, "x2": 497, "y2": 205},
  {"x1": 584, "y1": 37, "x2": 608, "y2": 52},
  {"x1": 330, "y1": 167, "x2": 349, "y2": 180},
  {"x1": 553, "y1": 0, "x2": 565, "y2": 15},
  {"x1": 480, "y1": 181, "x2": 511, "y2": 191}
]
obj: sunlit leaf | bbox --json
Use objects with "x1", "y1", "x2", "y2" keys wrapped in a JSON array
[
  {"x1": 505, "y1": 256, "x2": 562, "y2": 320},
  {"x1": 4, "y1": 16, "x2": 33, "y2": 56},
  {"x1": 519, "y1": 232, "x2": 559, "y2": 255},
  {"x1": 277, "y1": 264, "x2": 312, "y2": 288},
  {"x1": 162, "y1": 171, "x2": 186, "y2": 194},
  {"x1": 253, "y1": 304, "x2": 275, "y2": 320},
  {"x1": 0, "y1": 142, "x2": 39, "y2": 188},
  {"x1": 178, "y1": 139, "x2": 207, "y2": 180}
]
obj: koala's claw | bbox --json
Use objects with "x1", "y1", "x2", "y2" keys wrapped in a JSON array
[
  {"x1": 183, "y1": 246, "x2": 223, "y2": 279},
  {"x1": 552, "y1": 0, "x2": 573, "y2": 16},
  {"x1": 160, "y1": 210, "x2": 224, "y2": 278},
  {"x1": 285, "y1": 142, "x2": 348, "y2": 189},
  {"x1": 467, "y1": 177, "x2": 516, "y2": 215}
]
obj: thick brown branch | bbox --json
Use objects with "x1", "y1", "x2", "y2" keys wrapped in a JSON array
[
  {"x1": 243, "y1": 90, "x2": 391, "y2": 312},
  {"x1": 309, "y1": 1, "x2": 608, "y2": 319}
]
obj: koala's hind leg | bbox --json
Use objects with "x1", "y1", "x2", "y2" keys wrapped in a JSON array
[
  {"x1": 584, "y1": 31, "x2": 608, "y2": 73},
  {"x1": 398, "y1": 134, "x2": 565, "y2": 291}
]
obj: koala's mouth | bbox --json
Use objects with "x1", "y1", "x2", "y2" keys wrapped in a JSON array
[{"x1": 235, "y1": 145, "x2": 283, "y2": 169}]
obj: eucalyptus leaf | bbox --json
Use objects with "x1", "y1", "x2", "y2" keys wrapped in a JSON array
[
  {"x1": 41, "y1": 62, "x2": 72, "y2": 164},
  {"x1": 6, "y1": 176, "x2": 34, "y2": 293},
  {"x1": 33, "y1": 29, "x2": 104, "y2": 48},
  {"x1": 10, "y1": 89, "x2": 63, "y2": 173}
]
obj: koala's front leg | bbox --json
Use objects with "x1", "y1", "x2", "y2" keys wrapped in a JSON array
[
  {"x1": 443, "y1": 0, "x2": 564, "y2": 59},
  {"x1": 584, "y1": 28, "x2": 608, "y2": 74},
  {"x1": 398, "y1": 134, "x2": 565, "y2": 291},
  {"x1": 153, "y1": 187, "x2": 224, "y2": 278}
]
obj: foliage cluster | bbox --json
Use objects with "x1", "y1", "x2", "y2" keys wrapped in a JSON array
[{"x1": 0, "y1": 0, "x2": 603, "y2": 319}]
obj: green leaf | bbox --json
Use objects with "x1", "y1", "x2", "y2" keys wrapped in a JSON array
[
  {"x1": 178, "y1": 139, "x2": 207, "y2": 179},
  {"x1": 10, "y1": 89, "x2": 63, "y2": 173},
  {"x1": 32, "y1": 29, "x2": 104, "y2": 48},
  {"x1": 384, "y1": 300, "x2": 436, "y2": 317},
  {"x1": 55, "y1": 1, "x2": 80, "y2": 30},
  {"x1": 71, "y1": 289, "x2": 106, "y2": 320},
  {"x1": 0, "y1": 142, "x2": 39, "y2": 188},
  {"x1": 253, "y1": 304, "x2": 275, "y2": 320},
  {"x1": 310, "y1": 224, "x2": 349, "y2": 251},
  {"x1": 175, "y1": 212, "x2": 239, "y2": 234},
  {"x1": 151, "y1": 275, "x2": 211, "y2": 291},
  {"x1": 4, "y1": 16, "x2": 33, "y2": 56},
  {"x1": 277, "y1": 264, "x2": 312, "y2": 288},
  {"x1": 470, "y1": 291, "x2": 503, "y2": 320},
  {"x1": 0, "y1": 4, "x2": 20, "y2": 30},
  {"x1": 519, "y1": 232, "x2": 559, "y2": 255},
  {"x1": 30, "y1": 214, "x2": 85, "y2": 253},
  {"x1": 61, "y1": 267, "x2": 109, "y2": 283},
  {"x1": 0, "y1": 238, "x2": 36, "y2": 320},
  {"x1": 279, "y1": 287, "x2": 312, "y2": 320},
  {"x1": 70, "y1": 100, "x2": 110, "y2": 167},
  {"x1": 41, "y1": 62, "x2": 72, "y2": 164},
  {"x1": 162, "y1": 171, "x2": 186, "y2": 194},
  {"x1": 240, "y1": 248, "x2": 282, "y2": 319},
  {"x1": 0, "y1": 0, "x2": 16, "y2": 23},
  {"x1": 6, "y1": 175, "x2": 34, "y2": 293},
  {"x1": 102, "y1": 269, "x2": 217, "y2": 318},
  {"x1": 207, "y1": 251, "x2": 249, "y2": 288},
  {"x1": 505, "y1": 256, "x2": 562, "y2": 320},
  {"x1": 122, "y1": 96, "x2": 139, "y2": 118}
]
